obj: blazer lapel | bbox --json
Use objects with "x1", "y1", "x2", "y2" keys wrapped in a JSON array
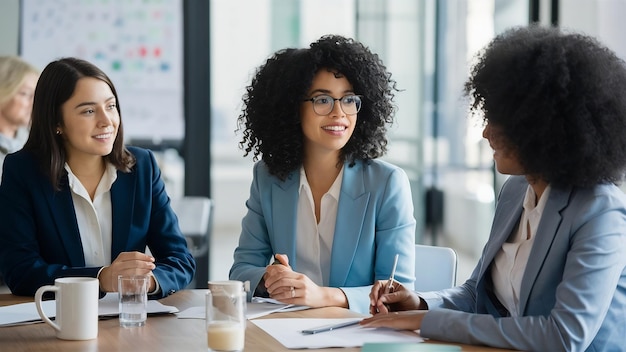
[
  {"x1": 478, "y1": 194, "x2": 525, "y2": 279},
  {"x1": 518, "y1": 185, "x2": 570, "y2": 313},
  {"x1": 46, "y1": 179, "x2": 85, "y2": 266},
  {"x1": 329, "y1": 163, "x2": 369, "y2": 287},
  {"x1": 476, "y1": 180, "x2": 525, "y2": 315},
  {"x1": 271, "y1": 171, "x2": 299, "y2": 266},
  {"x1": 110, "y1": 170, "x2": 135, "y2": 259}
]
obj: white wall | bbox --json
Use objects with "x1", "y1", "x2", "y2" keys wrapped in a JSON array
[{"x1": 0, "y1": 0, "x2": 19, "y2": 55}]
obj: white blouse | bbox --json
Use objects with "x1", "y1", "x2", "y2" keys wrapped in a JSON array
[
  {"x1": 491, "y1": 184, "x2": 551, "y2": 316},
  {"x1": 295, "y1": 165, "x2": 343, "y2": 286},
  {"x1": 65, "y1": 163, "x2": 117, "y2": 267}
]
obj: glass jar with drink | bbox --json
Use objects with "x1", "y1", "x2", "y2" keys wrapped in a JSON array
[{"x1": 206, "y1": 280, "x2": 246, "y2": 351}]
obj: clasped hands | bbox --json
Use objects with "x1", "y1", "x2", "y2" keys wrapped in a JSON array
[
  {"x1": 360, "y1": 279, "x2": 428, "y2": 331},
  {"x1": 98, "y1": 251, "x2": 157, "y2": 292},
  {"x1": 263, "y1": 254, "x2": 346, "y2": 308}
]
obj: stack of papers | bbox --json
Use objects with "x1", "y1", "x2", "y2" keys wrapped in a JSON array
[{"x1": 0, "y1": 293, "x2": 178, "y2": 327}]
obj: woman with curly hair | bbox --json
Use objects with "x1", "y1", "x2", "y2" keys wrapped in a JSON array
[
  {"x1": 229, "y1": 35, "x2": 416, "y2": 313},
  {"x1": 363, "y1": 25, "x2": 626, "y2": 350}
]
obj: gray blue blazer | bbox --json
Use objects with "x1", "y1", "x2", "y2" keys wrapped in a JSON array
[
  {"x1": 229, "y1": 159, "x2": 416, "y2": 313},
  {"x1": 420, "y1": 176, "x2": 626, "y2": 351}
]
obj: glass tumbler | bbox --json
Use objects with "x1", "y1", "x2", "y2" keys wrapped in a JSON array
[{"x1": 206, "y1": 285, "x2": 246, "y2": 352}]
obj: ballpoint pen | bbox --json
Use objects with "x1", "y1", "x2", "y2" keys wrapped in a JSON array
[
  {"x1": 301, "y1": 319, "x2": 361, "y2": 334},
  {"x1": 272, "y1": 254, "x2": 287, "y2": 266},
  {"x1": 386, "y1": 253, "x2": 399, "y2": 294}
]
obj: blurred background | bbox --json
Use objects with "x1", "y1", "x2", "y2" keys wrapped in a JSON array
[{"x1": 1, "y1": 0, "x2": 625, "y2": 289}]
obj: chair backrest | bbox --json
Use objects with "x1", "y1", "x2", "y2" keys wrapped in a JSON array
[
  {"x1": 169, "y1": 196, "x2": 213, "y2": 289},
  {"x1": 414, "y1": 244, "x2": 458, "y2": 291},
  {"x1": 170, "y1": 197, "x2": 212, "y2": 243}
]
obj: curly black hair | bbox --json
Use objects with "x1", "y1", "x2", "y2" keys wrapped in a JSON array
[
  {"x1": 236, "y1": 35, "x2": 398, "y2": 180},
  {"x1": 465, "y1": 25, "x2": 626, "y2": 187}
]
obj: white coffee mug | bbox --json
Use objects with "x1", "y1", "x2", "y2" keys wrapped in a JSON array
[{"x1": 34, "y1": 277, "x2": 99, "y2": 340}]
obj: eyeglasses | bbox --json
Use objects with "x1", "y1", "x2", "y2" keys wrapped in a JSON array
[{"x1": 302, "y1": 94, "x2": 362, "y2": 116}]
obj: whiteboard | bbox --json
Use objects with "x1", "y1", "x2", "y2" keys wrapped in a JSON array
[{"x1": 20, "y1": 0, "x2": 184, "y2": 142}]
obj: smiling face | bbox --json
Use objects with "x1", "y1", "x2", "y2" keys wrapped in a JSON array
[
  {"x1": 59, "y1": 77, "x2": 119, "y2": 164},
  {"x1": 300, "y1": 69, "x2": 357, "y2": 159}
]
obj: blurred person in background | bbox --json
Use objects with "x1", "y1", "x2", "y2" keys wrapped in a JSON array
[
  {"x1": 0, "y1": 56, "x2": 39, "y2": 179},
  {"x1": 0, "y1": 56, "x2": 38, "y2": 287}
]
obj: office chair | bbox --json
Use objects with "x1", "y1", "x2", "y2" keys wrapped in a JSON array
[
  {"x1": 170, "y1": 196, "x2": 213, "y2": 289},
  {"x1": 414, "y1": 244, "x2": 458, "y2": 291}
]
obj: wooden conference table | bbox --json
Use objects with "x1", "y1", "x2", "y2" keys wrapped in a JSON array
[{"x1": 0, "y1": 290, "x2": 516, "y2": 351}]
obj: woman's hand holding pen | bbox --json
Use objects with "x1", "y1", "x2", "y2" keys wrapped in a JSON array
[
  {"x1": 368, "y1": 280, "x2": 423, "y2": 315},
  {"x1": 362, "y1": 280, "x2": 427, "y2": 331},
  {"x1": 263, "y1": 254, "x2": 348, "y2": 308}
]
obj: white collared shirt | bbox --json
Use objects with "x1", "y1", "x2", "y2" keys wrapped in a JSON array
[
  {"x1": 65, "y1": 163, "x2": 117, "y2": 267},
  {"x1": 295, "y1": 165, "x2": 344, "y2": 286},
  {"x1": 492, "y1": 184, "x2": 551, "y2": 316}
]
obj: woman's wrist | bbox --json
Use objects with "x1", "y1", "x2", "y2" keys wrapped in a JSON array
[
  {"x1": 417, "y1": 296, "x2": 428, "y2": 310},
  {"x1": 327, "y1": 287, "x2": 349, "y2": 308},
  {"x1": 97, "y1": 266, "x2": 112, "y2": 292}
]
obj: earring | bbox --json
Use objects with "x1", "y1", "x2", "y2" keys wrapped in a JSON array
[{"x1": 56, "y1": 130, "x2": 61, "y2": 135}]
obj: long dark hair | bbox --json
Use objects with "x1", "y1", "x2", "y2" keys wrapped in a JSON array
[{"x1": 24, "y1": 57, "x2": 135, "y2": 190}]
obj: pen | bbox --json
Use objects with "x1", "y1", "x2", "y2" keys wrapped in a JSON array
[
  {"x1": 272, "y1": 254, "x2": 287, "y2": 266},
  {"x1": 301, "y1": 320, "x2": 360, "y2": 334},
  {"x1": 386, "y1": 253, "x2": 399, "y2": 294},
  {"x1": 272, "y1": 255, "x2": 282, "y2": 266}
]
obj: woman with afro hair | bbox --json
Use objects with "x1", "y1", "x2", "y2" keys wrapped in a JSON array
[
  {"x1": 229, "y1": 35, "x2": 416, "y2": 313},
  {"x1": 363, "y1": 25, "x2": 626, "y2": 350}
]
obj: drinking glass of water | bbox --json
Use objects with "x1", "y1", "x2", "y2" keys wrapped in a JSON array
[{"x1": 118, "y1": 275, "x2": 148, "y2": 328}]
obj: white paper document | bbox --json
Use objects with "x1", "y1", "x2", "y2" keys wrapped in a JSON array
[
  {"x1": 176, "y1": 300, "x2": 309, "y2": 320},
  {"x1": 251, "y1": 318, "x2": 424, "y2": 349},
  {"x1": 251, "y1": 297, "x2": 310, "y2": 315},
  {"x1": 0, "y1": 300, "x2": 56, "y2": 327},
  {"x1": 0, "y1": 293, "x2": 178, "y2": 327}
]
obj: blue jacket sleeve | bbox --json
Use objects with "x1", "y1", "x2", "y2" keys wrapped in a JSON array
[
  {"x1": 340, "y1": 166, "x2": 416, "y2": 313},
  {"x1": 116, "y1": 147, "x2": 196, "y2": 298},
  {"x1": 419, "y1": 180, "x2": 626, "y2": 351}
]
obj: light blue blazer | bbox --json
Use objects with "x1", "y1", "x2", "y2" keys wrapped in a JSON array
[
  {"x1": 420, "y1": 176, "x2": 626, "y2": 351},
  {"x1": 0, "y1": 147, "x2": 196, "y2": 298},
  {"x1": 229, "y1": 159, "x2": 416, "y2": 313}
]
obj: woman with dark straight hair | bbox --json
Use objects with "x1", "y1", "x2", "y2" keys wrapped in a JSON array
[
  {"x1": 24, "y1": 57, "x2": 133, "y2": 188},
  {"x1": 0, "y1": 57, "x2": 195, "y2": 298}
]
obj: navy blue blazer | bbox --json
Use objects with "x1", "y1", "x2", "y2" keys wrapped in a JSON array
[{"x1": 0, "y1": 146, "x2": 195, "y2": 298}]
